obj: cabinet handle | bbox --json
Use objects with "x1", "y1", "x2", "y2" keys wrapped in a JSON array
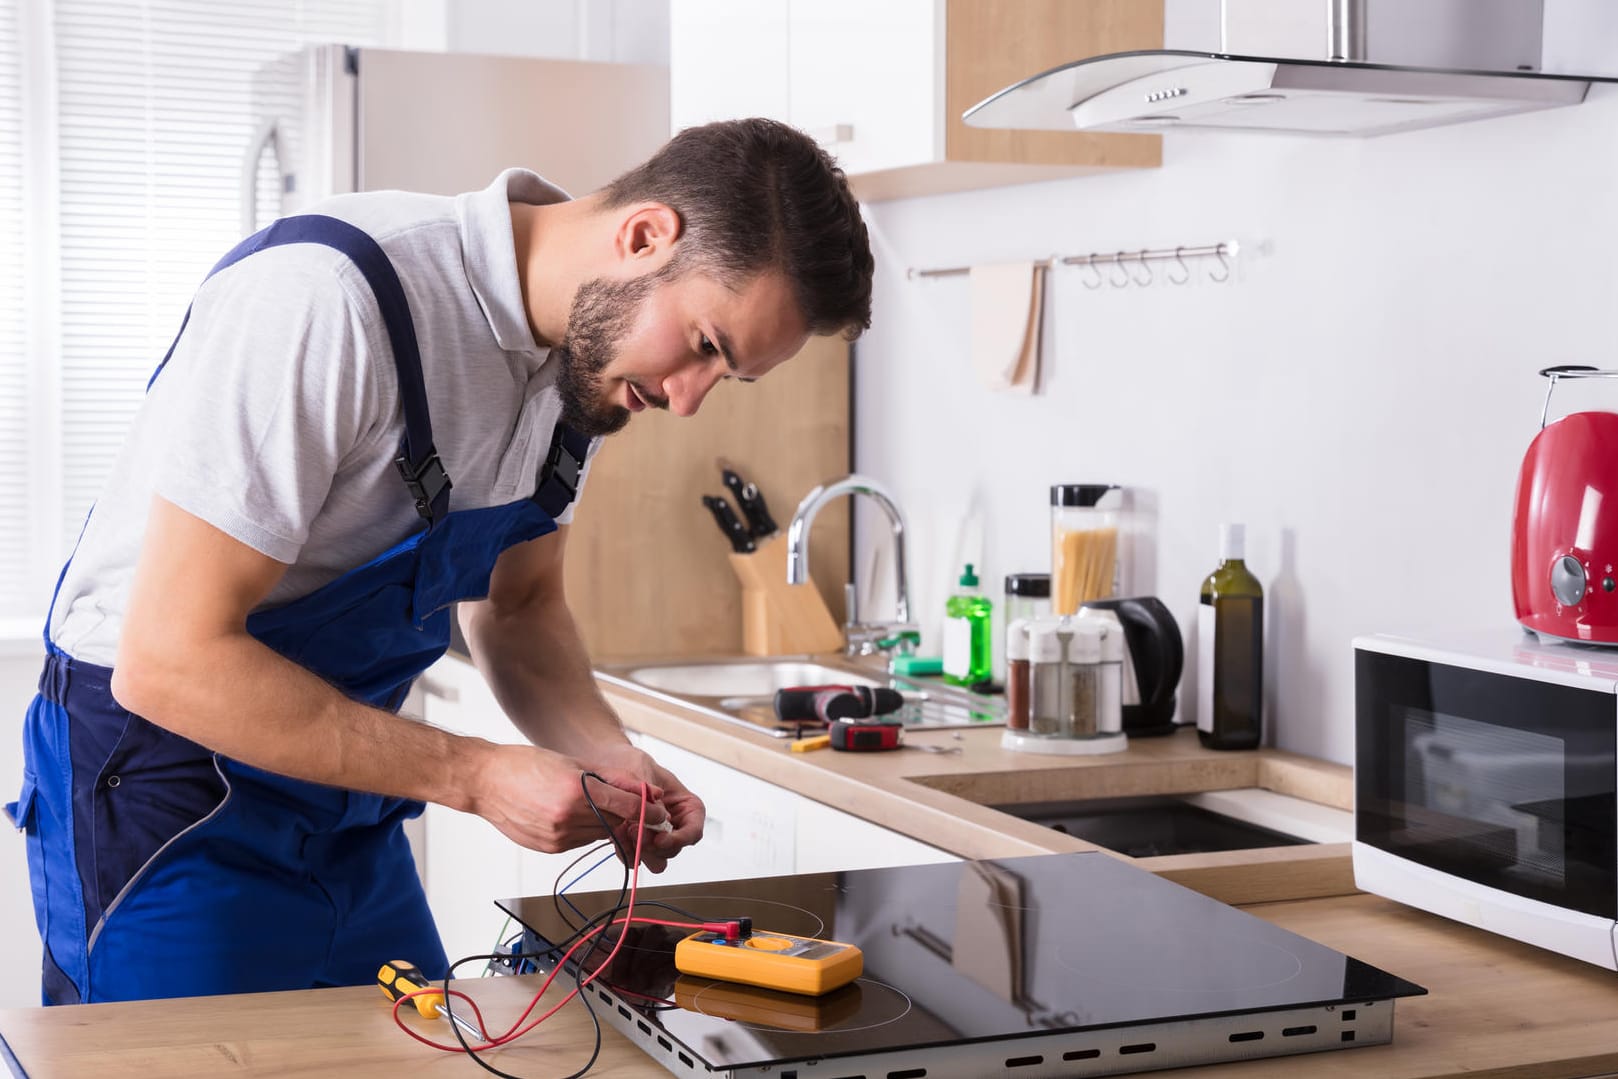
[
  {"x1": 417, "y1": 673, "x2": 460, "y2": 703},
  {"x1": 809, "y1": 123, "x2": 855, "y2": 146}
]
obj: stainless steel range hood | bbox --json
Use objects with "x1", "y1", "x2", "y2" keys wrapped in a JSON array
[{"x1": 964, "y1": 0, "x2": 1618, "y2": 138}]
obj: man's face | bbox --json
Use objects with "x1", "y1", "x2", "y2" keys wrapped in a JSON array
[{"x1": 553, "y1": 262, "x2": 809, "y2": 437}]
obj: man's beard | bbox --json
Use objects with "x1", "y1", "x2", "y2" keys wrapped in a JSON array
[{"x1": 553, "y1": 264, "x2": 676, "y2": 438}]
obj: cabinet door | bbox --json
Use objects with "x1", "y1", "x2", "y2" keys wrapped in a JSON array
[
  {"x1": 419, "y1": 658, "x2": 643, "y2": 962},
  {"x1": 417, "y1": 657, "x2": 530, "y2": 969},
  {"x1": 635, "y1": 734, "x2": 797, "y2": 885},
  {"x1": 795, "y1": 796, "x2": 958, "y2": 874},
  {"x1": 786, "y1": 0, "x2": 939, "y2": 175},
  {"x1": 669, "y1": 0, "x2": 790, "y2": 133}
]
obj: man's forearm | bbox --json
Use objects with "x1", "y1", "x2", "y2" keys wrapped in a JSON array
[
  {"x1": 111, "y1": 630, "x2": 495, "y2": 813},
  {"x1": 460, "y1": 588, "x2": 628, "y2": 758}
]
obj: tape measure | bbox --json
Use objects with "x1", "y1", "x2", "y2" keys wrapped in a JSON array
[{"x1": 829, "y1": 719, "x2": 903, "y2": 752}]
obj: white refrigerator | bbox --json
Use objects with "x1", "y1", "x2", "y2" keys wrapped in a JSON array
[{"x1": 245, "y1": 44, "x2": 669, "y2": 234}]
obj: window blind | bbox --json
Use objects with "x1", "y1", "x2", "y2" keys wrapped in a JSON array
[
  {"x1": 0, "y1": 1, "x2": 27, "y2": 617},
  {"x1": 46, "y1": 0, "x2": 388, "y2": 600}
]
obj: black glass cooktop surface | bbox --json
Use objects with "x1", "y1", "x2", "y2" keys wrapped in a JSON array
[{"x1": 500, "y1": 852, "x2": 1425, "y2": 1076}]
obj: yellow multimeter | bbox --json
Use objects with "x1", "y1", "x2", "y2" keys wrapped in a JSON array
[{"x1": 673, "y1": 929, "x2": 863, "y2": 996}]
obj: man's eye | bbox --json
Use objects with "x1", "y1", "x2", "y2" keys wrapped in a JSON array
[{"x1": 699, "y1": 335, "x2": 718, "y2": 356}]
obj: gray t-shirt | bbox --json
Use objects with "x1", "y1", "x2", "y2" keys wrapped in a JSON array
[{"x1": 50, "y1": 168, "x2": 599, "y2": 666}]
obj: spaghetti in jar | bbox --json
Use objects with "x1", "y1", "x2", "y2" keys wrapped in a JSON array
[{"x1": 1051, "y1": 484, "x2": 1124, "y2": 615}]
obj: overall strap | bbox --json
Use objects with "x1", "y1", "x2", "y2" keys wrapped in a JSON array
[
  {"x1": 148, "y1": 214, "x2": 451, "y2": 523},
  {"x1": 532, "y1": 424, "x2": 593, "y2": 520}
]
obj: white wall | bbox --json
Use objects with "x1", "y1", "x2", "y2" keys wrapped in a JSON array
[{"x1": 853, "y1": 89, "x2": 1618, "y2": 766}]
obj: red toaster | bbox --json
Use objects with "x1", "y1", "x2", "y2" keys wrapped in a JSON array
[{"x1": 1512, "y1": 366, "x2": 1618, "y2": 643}]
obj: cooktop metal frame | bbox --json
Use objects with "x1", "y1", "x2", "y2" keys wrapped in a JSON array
[{"x1": 542, "y1": 966, "x2": 1396, "y2": 1079}]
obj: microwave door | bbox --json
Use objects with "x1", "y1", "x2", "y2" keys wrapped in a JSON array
[{"x1": 1356, "y1": 649, "x2": 1618, "y2": 922}]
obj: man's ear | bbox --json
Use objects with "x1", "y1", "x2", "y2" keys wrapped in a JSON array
[{"x1": 615, "y1": 202, "x2": 683, "y2": 266}]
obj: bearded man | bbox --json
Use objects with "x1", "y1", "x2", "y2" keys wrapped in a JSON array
[{"x1": 11, "y1": 117, "x2": 874, "y2": 1005}]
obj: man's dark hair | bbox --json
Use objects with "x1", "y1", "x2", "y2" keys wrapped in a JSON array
[{"x1": 600, "y1": 118, "x2": 874, "y2": 341}]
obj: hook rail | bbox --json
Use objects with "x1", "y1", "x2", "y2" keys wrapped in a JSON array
[{"x1": 906, "y1": 241, "x2": 1239, "y2": 283}]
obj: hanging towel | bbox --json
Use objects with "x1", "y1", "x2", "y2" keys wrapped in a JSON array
[{"x1": 969, "y1": 260, "x2": 1045, "y2": 394}]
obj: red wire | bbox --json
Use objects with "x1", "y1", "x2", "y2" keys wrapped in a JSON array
[
  {"x1": 390, "y1": 988, "x2": 493, "y2": 1048},
  {"x1": 391, "y1": 780, "x2": 706, "y2": 1054}
]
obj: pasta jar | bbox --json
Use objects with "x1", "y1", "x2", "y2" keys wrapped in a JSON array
[{"x1": 1051, "y1": 484, "x2": 1126, "y2": 615}]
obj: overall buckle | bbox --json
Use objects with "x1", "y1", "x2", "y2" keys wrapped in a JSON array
[
  {"x1": 394, "y1": 452, "x2": 452, "y2": 520},
  {"x1": 533, "y1": 426, "x2": 588, "y2": 518}
]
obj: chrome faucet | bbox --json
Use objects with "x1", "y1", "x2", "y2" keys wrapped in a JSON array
[{"x1": 786, "y1": 474, "x2": 919, "y2": 657}]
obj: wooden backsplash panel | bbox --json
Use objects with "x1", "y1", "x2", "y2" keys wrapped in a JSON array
[{"x1": 564, "y1": 334, "x2": 851, "y2": 660}]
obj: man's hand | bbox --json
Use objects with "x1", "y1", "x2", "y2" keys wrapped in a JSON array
[
  {"x1": 584, "y1": 742, "x2": 707, "y2": 873},
  {"x1": 467, "y1": 742, "x2": 671, "y2": 854}
]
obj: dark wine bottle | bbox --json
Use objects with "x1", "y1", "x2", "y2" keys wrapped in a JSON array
[{"x1": 1197, "y1": 523, "x2": 1263, "y2": 750}]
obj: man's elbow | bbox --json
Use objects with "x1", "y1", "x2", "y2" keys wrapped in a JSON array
[{"x1": 110, "y1": 633, "x2": 185, "y2": 721}]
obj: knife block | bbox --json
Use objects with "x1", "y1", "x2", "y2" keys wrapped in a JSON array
[{"x1": 727, "y1": 535, "x2": 845, "y2": 656}]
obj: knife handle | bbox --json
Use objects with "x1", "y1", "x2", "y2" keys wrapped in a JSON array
[
  {"x1": 721, "y1": 468, "x2": 778, "y2": 539},
  {"x1": 702, "y1": 495, "x2": 755, "y2": 554},
  {"x1": 739, "y1": 481, "x2": 777, "y2": 538}
]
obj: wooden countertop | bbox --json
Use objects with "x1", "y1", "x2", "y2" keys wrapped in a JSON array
[
  {"x1": 8, "y1": 665, "x2": 1618, "y2": 1078},
  {"x1": 8, "y1": 891, "x2": 1618, "y2": 1078},
  {"x1": 604, "y1": 674, "x2": 1359, "y2": 906}
]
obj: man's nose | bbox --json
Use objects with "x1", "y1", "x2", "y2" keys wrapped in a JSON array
[{"x1": 665, "y1": 359, "x2": 726, "y2": 418}]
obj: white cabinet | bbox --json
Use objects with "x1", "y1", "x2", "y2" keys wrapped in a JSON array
[
  {"x1": 671, "y1": 0, "x2": 938, "y2": 180},
  {"x1": 415, "y1": 656, "x2": 584, "y2": 968},
  {"x1": 668, "y1": 0, "x2": 791, "y2": 127},
  {"x1": 783, "y1": 0, "x2": 938, "y2": 177},
  {"x1": 635, "y1": 733, "x2": 957, "y2": 877},
  {"x1": 783, "y1": 0, "x2": 939, "y2": 178},
  {"x1": 795, "y1": 797, "x2": 957, "y2": 874},
  {"x1": 670, "y1": 0, "x2": 1162, "y2": 201},
  {"x1": 631, "y1": 733, "x2": 798, "y2": 886}
]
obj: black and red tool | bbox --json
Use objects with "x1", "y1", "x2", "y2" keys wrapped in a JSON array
[
  {"x1": 829, "y1": 719, "x2": 904, "y2": 752},
  {"x1": 774, "y1": 685, "x2": 904, "y2": 722}
]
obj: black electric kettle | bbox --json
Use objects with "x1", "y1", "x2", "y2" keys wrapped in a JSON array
[{"x1": 1080, "y1": 596, "x2": 1183, "y2": 737}]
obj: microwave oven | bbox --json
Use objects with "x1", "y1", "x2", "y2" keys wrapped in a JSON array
[{"x1": 1354, "y1": 632, "x2": 1618, "y2": 969}]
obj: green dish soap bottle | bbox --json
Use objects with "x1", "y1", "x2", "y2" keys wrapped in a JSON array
[{"x1": 943, "y1": 563, "x2": 992, "y2": 687}]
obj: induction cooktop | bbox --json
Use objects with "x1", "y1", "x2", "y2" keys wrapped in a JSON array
[{"x1": 500, "y1": 852, "x2": 1425, "y2": 1079}]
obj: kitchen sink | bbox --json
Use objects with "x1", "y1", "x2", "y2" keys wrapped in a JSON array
[
  {"x1": 596, "y1": 655, "x2": 1004, "y2": 737},
  {"x1": 991, "y1": 790, "x2": 1353, "y2": 858},
  {"x1": 624, "y1": 661, "x2": 882, "y2": 698}
]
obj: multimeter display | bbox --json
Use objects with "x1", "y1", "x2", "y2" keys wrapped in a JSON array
[{"x1": 674, "y1": 930, "x2": 863, "y2": 996}]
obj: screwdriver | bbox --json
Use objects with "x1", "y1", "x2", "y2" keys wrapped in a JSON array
[
  {"x1": 377, "y1": 959, "x2": 485, "y2": 1043},
  {"x1": 790, "y1": 733, "x2": 831, "y2": 752}
]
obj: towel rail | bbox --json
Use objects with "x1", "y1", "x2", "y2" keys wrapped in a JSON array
[{"x1": 907, "y1": 241, "x2": 1239, "y2": 285}]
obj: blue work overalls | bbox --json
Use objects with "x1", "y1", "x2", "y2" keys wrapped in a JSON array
[{"x1": 6, "y1": 215, "x2": 591, "y2": 1005}]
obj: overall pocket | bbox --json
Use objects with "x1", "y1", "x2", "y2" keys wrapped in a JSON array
[
  {"x1": 5, "y1": 770, "x2": 36, "y2": 831},
  {"x1": 88, "y1": 712, "x2": 227, "y2": 924}
]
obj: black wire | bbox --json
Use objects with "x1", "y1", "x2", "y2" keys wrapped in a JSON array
[
  {"x1": 433, "y1": 771, "x2": 636, "y2": 1078},
  {"x1": 433, "y1": 891, "x2": 730, "y2": 1079},
  {"x1": 580, "y1": 771, "x2": 633, "y2": 867}
]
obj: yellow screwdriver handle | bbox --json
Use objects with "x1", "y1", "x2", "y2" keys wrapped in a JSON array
[{"x1": 377, "y1": 960, "x2": 443, "y2": 1020}]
